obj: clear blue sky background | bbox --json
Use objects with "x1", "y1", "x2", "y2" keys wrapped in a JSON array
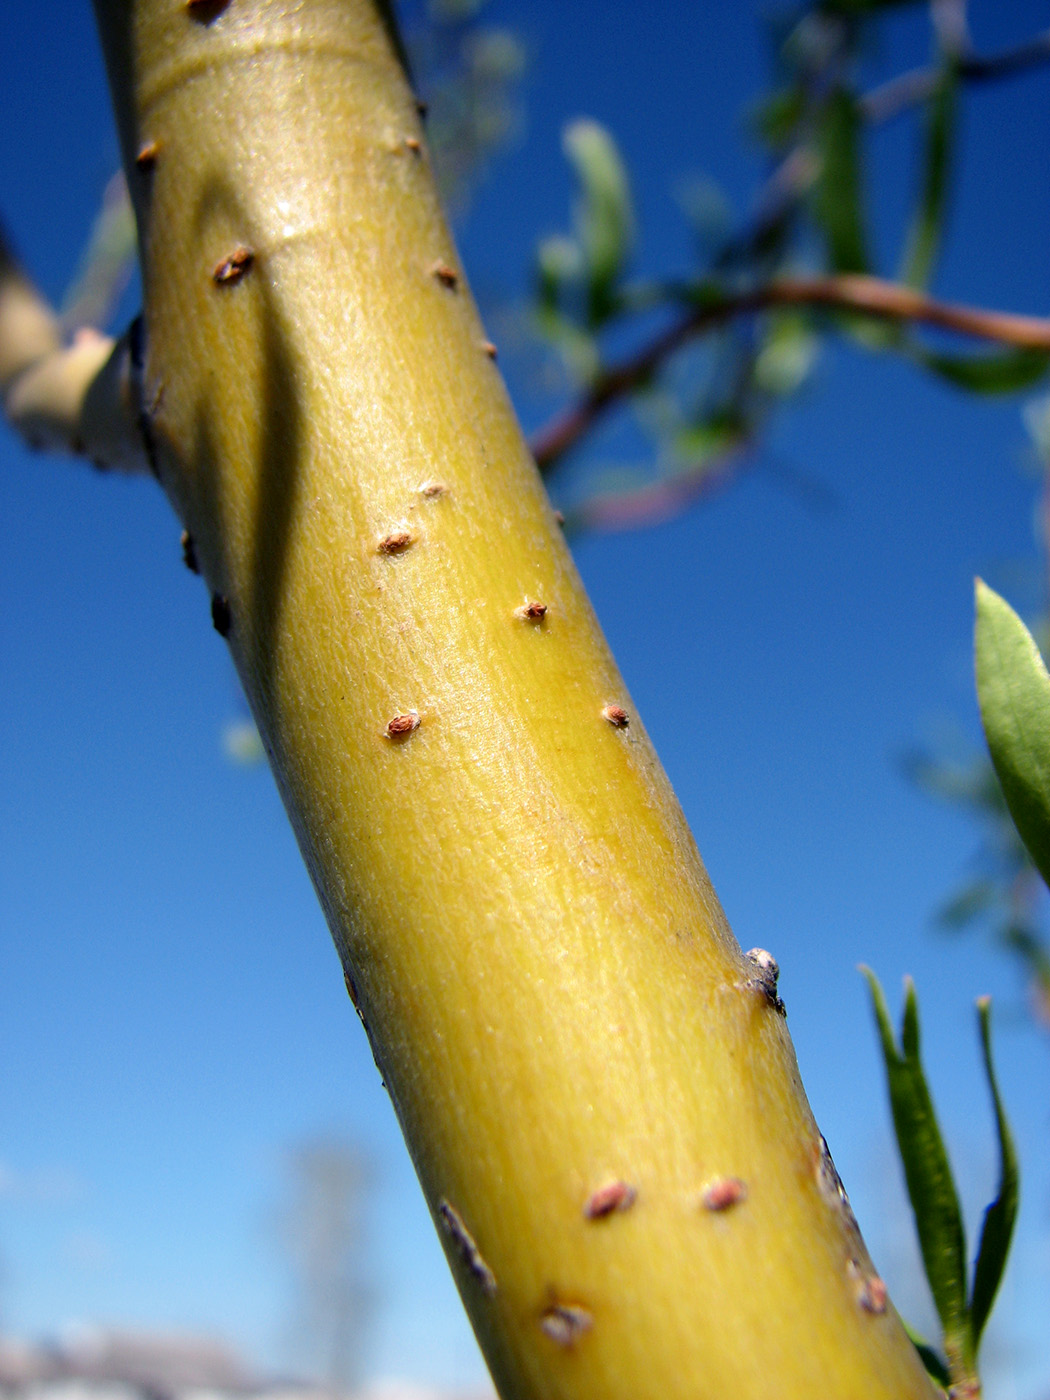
[{"x1": 2, "y1": 3, "x2": 1049, "y2": 1396}]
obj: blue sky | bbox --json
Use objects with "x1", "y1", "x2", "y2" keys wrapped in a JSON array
[{"x1": 2, "y1": 3, "x2": 1050, "y2": 1395}]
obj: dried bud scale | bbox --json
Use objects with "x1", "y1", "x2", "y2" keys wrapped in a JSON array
[
  {"x1": 429, "y1": 260, "x2": 458, "y2": 289},
  {"x1": 700, "y1": 1176, "x2": 748, "y2": 1212},
  {"x1": 584, "y1": 1180, "x2": 636, "y2": 1219},
  {"x1": 377, "y1": 530, "x2": 414, "y2": 555},
  {"x1": 212, "y1": 246, "x2": 254, "y2": 285},
  {"x1": 745, "y1": 947, "x2": 786, "y2": 1016},
  {"x1": 210, "y1": 592, "x2": 231, "y2": 637},
  {"x1": 515, "y1": 601, "x2": 548, "y2": 621},
  {"x1": 539, "y1": 1303, "x2": 592, "y2": 1347},
  {"x1": 438, "y1": 1199, "x2": 497, "y2": 1295},
  {"x1": 385, "y1": 712, "x2": 420, "y2": 738}
]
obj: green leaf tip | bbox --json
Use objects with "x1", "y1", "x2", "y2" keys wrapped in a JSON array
[
  {"x1": 969, "y1": 995, "x2": 1019, "y2": 1348},
  {"x1": 899, "y1": 64, "x2": 957, "y2": 291},
  {"x1": 813, "y1": 87, "x2": 869, "y2": 274},
  {"x1": 974, "y1": 579, "x2": 1050, "y2": 891},
  {"x1": 901, "y1": 1320, "x2": 951, "y2": 1390},
  {"x1": 914, "y1": 345, "x2": 1050, "y2": 394},
  {"x1": 562, "y1": 117, "x2": 633, "y2": 325},
  {"x1": 863, "y1": 974, "x2": 1021, "y2": 1390}
]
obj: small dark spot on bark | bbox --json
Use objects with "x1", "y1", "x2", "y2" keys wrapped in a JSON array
[
  {"x1": 211, "y1": 592, "x2": 231, "y2": 637},
  {"x1": 186, "y1": 0, "x2": 229, "y2": 21},
  {"x1": 343, "y1": 969, "x2": 360, "y2": 1010},
  {"x1": 385, "y1": 712, "x2": 420, "y2": 738},
  {"x1": 135, "y1": 141, "x2": 159, "y2": 172},
  {"x1": 847, "y1": 1258, "x2": 888, "y2": 1315},
  {"x1": 584, "y1": 1180, "x2": 636, "y2": 1219},
  {"x1": 816, "y1": 1135, "x2": 860, "y2": 1234},
  {"x1": 744, "y1": 947, "x2": 786, "y2": 1016},
  {"x1": 213, "y1": 246, "x2": 254, "y2": 285},
  {"x1": 438, "y1": 1199, "x2": 497, "y2": 1295},
  {"x1": 180, "y1": 530, "x2": 199, "y2": 574},
  {"x1": 540, "y1": 1303, "x2": 592, "y2": 1347},
  {"x1": 516, "y1": 601, "x2": 547, "y2": 621},
  {"x1": 429, "y1": 260, "x2": 458, "y2": 289},
  {"x1": 700, "y1": 1176, "x2": 748, "y2": 1212},
  {"x1": 377, "y1": 530, "x2": 414, "y2": 555}
]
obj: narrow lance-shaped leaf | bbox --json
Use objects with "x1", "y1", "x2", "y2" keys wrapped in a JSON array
[
  {"x1": 562, "y1": 117, "x2": 634, "y2": 326},
  {"x1": 813, "y1": 87, "x2": 869, "y2": 273},
  {"x1": 899, "y1": 64, "x2": 957, "y2": 290},
  {"x1": 969, "y1": 996, "x2": 1019, "y2": 1347},
  {"x1": 863, "y1": 970, "x2": 973, "y2": 1373},
  {"x1": 914, "y1": 346, "x2": 1050, "y2": 394},
  {"x1": 975, "y1": 579, "x2": 1050, "y2": 889}
]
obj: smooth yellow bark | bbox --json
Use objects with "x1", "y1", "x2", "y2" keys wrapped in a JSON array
[{"x1": 92, "y1": 2, "x2": 938, "y2": 1396}]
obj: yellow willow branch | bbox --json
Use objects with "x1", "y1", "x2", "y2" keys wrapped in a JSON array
[
  {"x1": 532, "y1": 273, "x2": 1050, "y2": 471},
  {"x1": 0, "y1": 231, "x2": 145, "y2": 471},
  {"x1": 87, "y1": 2, "x2": 938, "y2": 1397}
]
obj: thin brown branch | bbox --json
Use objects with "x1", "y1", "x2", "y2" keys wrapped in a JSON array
[
  {"x1": 563, "y1": 445, "x2": 751, "y2": 537},
  {"x1": 861, "y1": 26, "x2": 1050, "y2": 125},
  {"x1": 531, "y1": 274, "x2": 1050, "y2": 471}
]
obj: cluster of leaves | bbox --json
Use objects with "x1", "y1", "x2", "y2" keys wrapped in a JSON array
[
  {"x1": 863, "y1": 581, "x2": 1050, "y2": 1391},
  {"x1": 529, "y1": 0, "x2": 1050, "y2": 527},
  {"x1": 864, "y1": 970, "x2": 1017, "y2": 1394},
  {"x1": 402, "y1": 0, "x2": 526, "y2": 214}
]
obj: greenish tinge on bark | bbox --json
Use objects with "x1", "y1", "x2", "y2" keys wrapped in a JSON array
[{"x1": 90, "y1": 2, "x2": 939, "y2": 1397}]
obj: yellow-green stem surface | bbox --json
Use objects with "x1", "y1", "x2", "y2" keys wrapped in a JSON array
[{"x1": 93, "y1": 3, "x2": 937, "y2": 1396}]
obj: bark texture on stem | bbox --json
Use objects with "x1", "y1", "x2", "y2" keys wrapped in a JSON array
[{"x1": 92, "y1": 3, "x2": 937, "y2": 1397}]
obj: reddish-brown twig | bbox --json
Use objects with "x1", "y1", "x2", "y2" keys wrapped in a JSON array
[{"x1": 531, "y1": 274, "x2": 1050, "y2": 471}]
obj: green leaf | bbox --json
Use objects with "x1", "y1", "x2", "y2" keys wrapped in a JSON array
[
  {"x1": 750, "y1": 87, "x2": 805, "y2": 150},
  {"x1": 536, "y1": 234, "x2": 583, "y2": 313},
  {"x1": 862, "y1": 969, "x2": 972, "y2": 1368},
  {"x1": 975, "y1": 580, "x2": 1050, "y2": 890},
  {"x1": 936, "y1": 879, "x2": 998, "y2": 931},
  {"x1": 915, "y1": 346, "x2": 1050, "y2": 394},
  {"x1": 562, "y1": 118, "x2": 634, "y2": 327},
  {"x1": 901, "y1": 1321, "x2": 951, "y2": 1389},
  {"x1": 754, "y1": 312, "x2": 819, "y2": 396},
  {"x1": 813, "y1": 87, "x2": 869, "y2": 273},
  {"x1": 968, "y1": 997, "x2": 1019, "y2": 1347},
  {"x1": 899, "y1": 64, "x2": 957, "y2": 290}
]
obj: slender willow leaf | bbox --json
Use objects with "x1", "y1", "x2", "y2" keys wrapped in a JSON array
[
  {"x1": 975, "y1": 580, "x2": 1050, "y2": 889},
  {"x1": 900, "y1": 65, "x2": 957, "y2": 290},
  {"x1": 863, "y1": 969, "x2": 972, "y2": 1370},
  {"x1": 915, "y1": 346, "x2": 1050, "y2": 394},
  {"x1": 813, "y1": 87, "x2": 869, "y2": 273},
  {"x1": 562, "y1": 118, "x2": 634, "y2": 327},
  {"x1": 969, "y1": 997, "x2": 1019, "y2": 1346}
]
